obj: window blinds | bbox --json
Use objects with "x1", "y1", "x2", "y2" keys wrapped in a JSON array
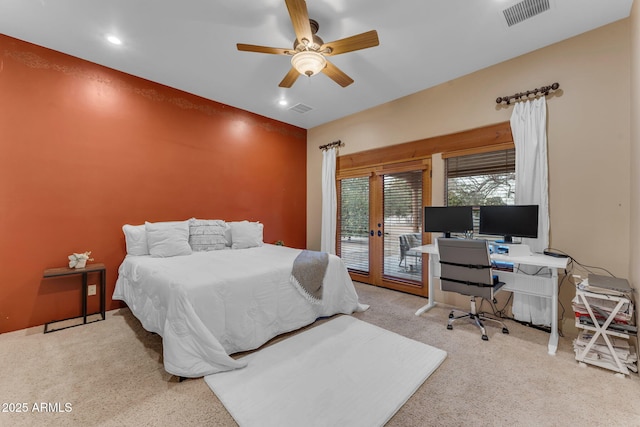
[
  {"x1": 339, "y1": 176, "x2": 370, "y2": 273},
  {"x1": 446, "y1": 149, "x2": 515, "y2": 178}
]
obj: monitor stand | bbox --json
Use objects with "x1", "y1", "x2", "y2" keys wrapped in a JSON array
[{"x1": 498, "y1": 236, "x2": 519, "y2": 244}]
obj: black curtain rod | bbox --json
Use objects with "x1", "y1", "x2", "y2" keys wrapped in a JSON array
[
  {"x1": 496, "y1": 82, "x2": 560, "y2": 105},
  {"x1": 319, "y1": 140, "x2": 343, "y2": 150}
]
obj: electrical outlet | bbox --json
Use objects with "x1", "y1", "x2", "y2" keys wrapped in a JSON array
[{"x1": 88, "y1": 284, "x2": 97, "y2": 296}]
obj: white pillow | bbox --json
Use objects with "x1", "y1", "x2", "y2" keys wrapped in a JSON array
[
  {"x1": 145, "y1": 220, "x2": 192, "y2": 257},
  {"x1": 122, "y1": 224, "x2": 149, "y2": 256},
  {"x1": 189, "y1": 219, "x2": 228, "y2": 251},
  {"x1": 230, "y1": 221, "x2": 264, "y2": 249}
]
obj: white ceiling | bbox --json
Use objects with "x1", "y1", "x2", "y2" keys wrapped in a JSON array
[{"x1": 0, "y1": 0, "x2": 633, "y2": 129}]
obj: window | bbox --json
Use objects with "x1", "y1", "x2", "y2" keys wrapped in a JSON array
[{"x1": 445, "y1": 148, "x2": 515, "y2": 233}]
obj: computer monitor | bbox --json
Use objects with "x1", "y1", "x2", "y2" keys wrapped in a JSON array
[
  {"x1": 424, "y1": 206, "x2": 473, "y2": 238},
  {"x1": 478, "y1": 205, "x2": 539, "y2": 243}
]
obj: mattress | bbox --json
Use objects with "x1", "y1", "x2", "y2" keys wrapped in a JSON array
[{"x1": 113, "y1": 244, "x2": 368, "y2": 377}]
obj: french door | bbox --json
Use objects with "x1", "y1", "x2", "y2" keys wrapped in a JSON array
[{"x1": 337, "y1": 160, "x2": 431, "y2": 296}]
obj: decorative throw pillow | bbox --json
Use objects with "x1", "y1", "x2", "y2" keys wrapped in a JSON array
[
  {"x1": 230, "y1": 221, "x2": 264, "y2": 249},
  {"x1": 145, "y1": 220, "x2": 192, "y2": 257},
  {"x1": 122, "y1": 224, "x2": 149, "y2": 256},
  {"x1": 188, "y1": 219, "x2": 228, "y2": 251}
]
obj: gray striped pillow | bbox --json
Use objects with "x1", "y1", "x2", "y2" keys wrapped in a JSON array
[{"x1": 188, "y1": 219, "x2": 229, "y2": 251}]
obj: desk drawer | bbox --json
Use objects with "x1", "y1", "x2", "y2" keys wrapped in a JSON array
[{"x1": 498, "y1": 271, "x2": 554, "y2": 298}]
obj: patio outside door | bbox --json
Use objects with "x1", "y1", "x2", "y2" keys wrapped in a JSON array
[{"x1": 337, "y1": 160, "x2": 430, "y2": 296}]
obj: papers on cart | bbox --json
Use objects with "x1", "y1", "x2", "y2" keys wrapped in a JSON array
[
  {"x1": 572, "y1": 293, "x2": 634, "y2": 325},
  {"x1": 573, "y1": 330, "x2": 638, "y2": 373}
]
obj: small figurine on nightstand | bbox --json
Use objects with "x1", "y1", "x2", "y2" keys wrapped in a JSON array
[{"x1": 68, "y1": 251, "x2": 94, "y2": 269}]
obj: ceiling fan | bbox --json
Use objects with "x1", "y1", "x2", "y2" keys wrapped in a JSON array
[{"x1": 236, "y1": 0, "x2": 379, "y2": 88}]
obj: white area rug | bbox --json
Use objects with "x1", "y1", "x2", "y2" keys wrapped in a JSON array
[{"x1": 205, "y1": 315, "x2": 447, "y2": 427}]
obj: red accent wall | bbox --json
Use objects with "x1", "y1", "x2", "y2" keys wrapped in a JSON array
[{"x1": 0, "y1": 35, "x2": 307, "y2": 334}]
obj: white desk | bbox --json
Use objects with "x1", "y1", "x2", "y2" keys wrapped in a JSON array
[{"x1": 413, "y1": 243, "x2": 569, "y2": 355}]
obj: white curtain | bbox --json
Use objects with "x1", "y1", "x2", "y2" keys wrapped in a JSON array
[
  {"x1": 510, "y1": 97, "x2": 551, "y2": 326},
  {"x1": 321, "y1": 147, "x2": 337, "y2": 254}
]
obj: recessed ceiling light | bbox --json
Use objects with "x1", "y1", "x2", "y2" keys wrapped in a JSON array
[
  {"x1": 106, "y1": 35, "x2": 122, "y2": 45},
  {"x1": 278, "y1": 99, "x2": 288, "y2": 106}
]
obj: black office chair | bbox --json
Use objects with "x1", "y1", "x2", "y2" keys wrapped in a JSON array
[{"x1": 437, "y1": 238, "x2": 509, "y2": 341}]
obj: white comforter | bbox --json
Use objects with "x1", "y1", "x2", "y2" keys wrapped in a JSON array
[{"x1": 113, "y1": 244, "x2": 368, "y2": 377}]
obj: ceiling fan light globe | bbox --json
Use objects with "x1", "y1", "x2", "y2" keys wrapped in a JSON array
[{"x1": 291, "y1": 51, "x2": 326, "y2": 77}]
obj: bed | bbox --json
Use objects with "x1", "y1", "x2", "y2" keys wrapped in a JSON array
[{"x1": 113, "y1": 221, "x2": 367, "y2": 378}]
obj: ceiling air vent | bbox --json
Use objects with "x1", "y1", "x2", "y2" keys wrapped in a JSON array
[
  {"x1": 289, "y1": 103, "x2": 313, "y2": 114},
  {"x1": 503, "y1": 0, "x2": 550, "y2": 27}
]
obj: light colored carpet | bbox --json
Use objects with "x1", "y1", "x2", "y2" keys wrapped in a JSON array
[
  {"x1": 1, "y1": 281, "x2": 639, "y2": 426},
  {"x1": 205, "y1": 316, "x2": 447, "y2": 427}
]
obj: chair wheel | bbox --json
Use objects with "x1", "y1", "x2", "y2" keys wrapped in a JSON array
[
  {"x1": 447, "y1": 325, "x2": 453, "y2": 330},
  {"x1": 502, "y1": 328, "x2": 509, "y2": 334},
  {"x1": 448, "y1": 312, "x2": 454, "y2": 319},
  {"x1": 482, "y1": 335, "x2": 489, "y2": 341}
]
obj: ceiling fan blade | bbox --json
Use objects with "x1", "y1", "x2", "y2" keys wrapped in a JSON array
[
  {"x1": 322, "y1": 60, "x2": 354, "y2": 87},
  {"x1": 279, "y1": 67, "x2": 301, "y2": 88},
  {"x1": 237, "y1": 44, "x2": 292, "y2": 55},
  {"x1": 321, "y1": 30, "x2": 379, "y2": 56},
  {"x1": 285, "y1": 0, "x2": 312, "y2": 44}
]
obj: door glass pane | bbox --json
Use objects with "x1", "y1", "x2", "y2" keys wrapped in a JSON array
[
  {"x1": 339, "y1": 177, "x2": 369, "y2": 273},
  {"x1": 383, "y1": 171, "x2": 422, "y2": 282}
]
